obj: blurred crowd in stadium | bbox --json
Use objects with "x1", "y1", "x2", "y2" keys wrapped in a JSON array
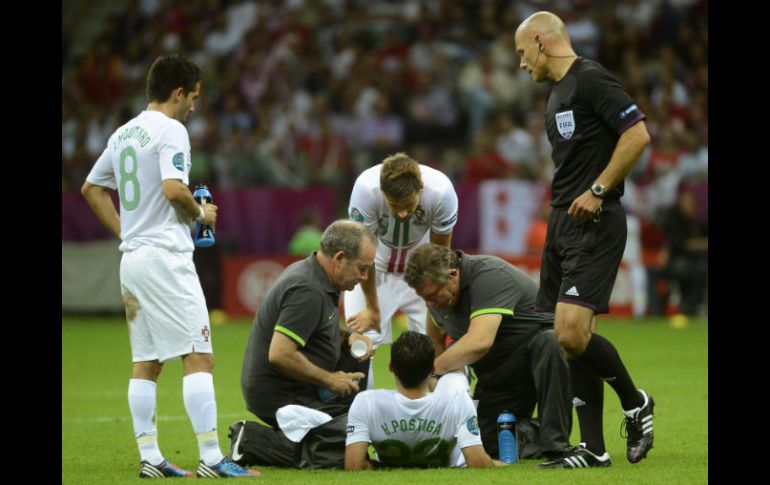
[{"x1": 62, "y1": 0, "x2": 707, "y2": 315}]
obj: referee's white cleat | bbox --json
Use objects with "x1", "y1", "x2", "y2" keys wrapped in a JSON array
[{"x1": 538, "y1": 443, "x2": 612, "y2": 469}]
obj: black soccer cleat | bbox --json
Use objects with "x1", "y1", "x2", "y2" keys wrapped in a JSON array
[
  {"x1": 227, "y1": 420, "x2": 247, "y2": 465},
  {"x1": 538, "y1": 443, "x2": 612, "y2": 469},
  {"x1": 622, "y1": 389, "x2": 655, "y2": 463}
]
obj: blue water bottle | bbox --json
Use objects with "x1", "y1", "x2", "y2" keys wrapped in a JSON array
[
  {"x1": 193, "y1": 185, "x2": 215, "y2": 247},
  {"x1": 318, "y1": 388, "x2": 335, "y2": 402},
  {"x1": 497, "y1": 411, "x2": 518, "y2": 463}
]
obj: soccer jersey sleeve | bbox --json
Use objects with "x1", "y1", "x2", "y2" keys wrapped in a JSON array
[
  {"x1": 348, "y1": 175, "x2": 380, "y2": 235},
  {"x1": 434, "y1": 373, "x2": 481, "y2": 450},
  {"x1": 434, "y1": 371, "x2": 470, "y2": 395},
  {"x1": 453, "y1": 391, "x2": 483, "y2": 450},
  {"x1": 86, "y1": 145, "x2": 117, "y2": 190},
  {"x1": 430, "y1": 180, "x2": 459, "y2": 235},
  {"x1": 467, "y1": 268, "x2": 516, "y2": 320},
  {"x1": 578, "y1": 67, "x2": 646, "y2": 135},
  {"x1": 346, "y1": 392, "x2": 372, "y2": 445},
  {"x1": 158, "y1": 122, "x2": 190, "y2": 184},
  {"x1": 274, "y1": 286, "x2": 327, "y2": 348}
]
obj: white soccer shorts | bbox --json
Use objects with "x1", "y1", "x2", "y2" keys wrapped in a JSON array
[{"x1": 120, "y1": 245, "x2": 212, "y2": 363}]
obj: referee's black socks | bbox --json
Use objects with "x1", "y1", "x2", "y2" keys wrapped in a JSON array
[
  {"x1": 579, "y1": 333, "x2": 644, "y2": 411},
  {"x1": 568, "y1": 356, "x2": 606, "y2": 455}
]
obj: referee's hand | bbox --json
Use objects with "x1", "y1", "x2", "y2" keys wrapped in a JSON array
[{"x1": 568, "y1": 190, "x2": 603, "y2": 221}]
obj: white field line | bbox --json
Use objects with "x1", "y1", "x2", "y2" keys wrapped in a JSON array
[{"x1": 62, "y1": 412, "x2": 246, "y2": 424}]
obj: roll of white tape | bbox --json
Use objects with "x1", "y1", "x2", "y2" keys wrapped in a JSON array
[{"x1": 350, "y1": 339, "x2": 368, "y2": 358}]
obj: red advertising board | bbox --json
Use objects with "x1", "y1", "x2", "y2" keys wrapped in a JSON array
[{"x1": 222, "y1": 255, "x2": 635, "y2": 318}]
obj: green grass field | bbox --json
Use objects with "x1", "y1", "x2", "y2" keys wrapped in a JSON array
[{"x1": 62, "y1": 315, "x2": 707, "y2": 484}]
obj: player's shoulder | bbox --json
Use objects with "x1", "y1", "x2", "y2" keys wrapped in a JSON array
[
  {"x1": 139, "y1": 110, "x2": 189, "y2": 138},
  {"x1": 420, "y1": 164, "x2": 452, "y2": 184},
  {"x1": 353, "y1": 388, "x2": 394, "y2": 406},
  {"x1": 356, "y1": 164, "x2": 383, "y2": 185},
  {"x1": 351, "y1": 165, "x2": 384, "y2": 205},
  {"x1": 420, "y1": 164, "x2": 456, "y2": 196}
]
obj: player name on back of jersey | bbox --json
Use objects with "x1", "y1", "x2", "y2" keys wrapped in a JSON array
[
  {"x1": 113, "y1": 125, "x2": 151, "y2": 151},
  {"x1": 380, "y1": 418, "x2": 444, "y2": 437}
]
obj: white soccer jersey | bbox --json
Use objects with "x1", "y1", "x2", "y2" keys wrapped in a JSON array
[
  {"x1": 348, "y1": 164, "x2": 458, "y2": 274},
  {"x1": 86, "y1": 110, "x2": 194, "y2": 253},
  {"x1": 346, "y1": 373, "x2": 482, "y2": 468}
]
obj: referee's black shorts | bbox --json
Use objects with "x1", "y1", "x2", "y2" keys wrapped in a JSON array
[{"x1": 536, "y1": 200, "x2": 627, "y2": 314}]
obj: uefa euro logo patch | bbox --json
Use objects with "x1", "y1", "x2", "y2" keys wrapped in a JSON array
[
  {"x1": 173, "y1": 152, "x2": 185, "y2": 171},
  {"x1": 556, "y1": 110, "x2": 575, "y2": 139},
  {"x1": 466, "y1": 416, "x2": 480, "y2": 435},
  {"x1": 350, "y1": 207, "x2": 364, "y2": 222},
  {"x1": 619, "y1": 104, "x2": 638, "y2": 120}
]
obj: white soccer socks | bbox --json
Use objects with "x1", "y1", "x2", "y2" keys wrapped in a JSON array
[
  {"x1": 128, "y1": 378, "x2": 164, "y2": 465},
  {"x1": 183, "y1": 372, "x2": 225, "y2": 466}
]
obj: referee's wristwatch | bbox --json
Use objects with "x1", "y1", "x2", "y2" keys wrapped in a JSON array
[{"x1": 590, "y1": 183, "x2": 607, "y2": 199}]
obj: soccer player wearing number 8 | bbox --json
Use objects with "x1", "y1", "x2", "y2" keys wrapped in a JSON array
[
  {"x1": 345, "y1": 153, "x2": 458, "y2": 390},
  {"x1": 345, "y1": 331, "x2": 496, "y2": 469},
  {"x1": 81, "y1": 55, "x2": 258, "y2": 478}
]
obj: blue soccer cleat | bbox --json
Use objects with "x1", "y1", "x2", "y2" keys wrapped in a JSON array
[
  {"x1": 139, "y1": 459, "x2": 193, "y2": 478},
  {"x1": 197, "y1": 457, "x2": 261, "y2": 478}
]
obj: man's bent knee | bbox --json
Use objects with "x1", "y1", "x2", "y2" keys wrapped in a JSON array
[
  {"x1": 554, "y1": 303, "x2": 594, "y2": 357},
  {"x1": 555, "y1": 331, "x2": 589, "y2": 358}
]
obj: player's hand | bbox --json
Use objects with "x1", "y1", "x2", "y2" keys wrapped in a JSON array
[
  {"x1": 325, "y1": 371, "x2": 366, "y2": 397},
  {"x1": 201, "y1": 203, "x2": 218, "y2": 227},
  {"x1": 347, "y1": 308, "x2": 381, "y2": 333},
  {"x1": 347, "y1": 333, "x2": 374, "y2": 362},
  {"x1": 568, "y1": 190, "x2": 602, "y2": 221}
]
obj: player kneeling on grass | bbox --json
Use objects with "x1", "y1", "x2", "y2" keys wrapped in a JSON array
[{"x1": 345, "y1": 331, "x2": 499, "y2": 469}]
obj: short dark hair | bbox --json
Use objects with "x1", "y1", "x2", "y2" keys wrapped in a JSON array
[
  {"x1": 146, "y1": 54, "x2": 202, "y2": 103},
  {"x1": 319, "y1": 220, "x2": 376, "y2": 260},
  {"x1": 404, "y1": 244, "x2": 461, "y2": 289},
  {"x1": 380, "y1": 152, "x2": 423, "y2": 200},
  {"x1": 391, "y1": 331, "x2": 435, "y2": 388}
]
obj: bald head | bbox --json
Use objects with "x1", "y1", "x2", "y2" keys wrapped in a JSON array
[
  {"x1": 516, "y1": 11, "x2": 569, "y2": 41},
  {"x1": 319, "y1": 219, "x2": 376, "y2": 260}
]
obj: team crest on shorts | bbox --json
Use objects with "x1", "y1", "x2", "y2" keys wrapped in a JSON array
[
  {"x1": 201, "y1": 325, "x2": 210, "y2": 342},
  {"x1": 466, "y1": 416, "x2": 480, "y2": 435},
  {"x1": 347, "y1": 425, "x2": 355, "y2": 434},
  {"x1": 555, "y1": 110, "x2": 575, "y2": 139}
]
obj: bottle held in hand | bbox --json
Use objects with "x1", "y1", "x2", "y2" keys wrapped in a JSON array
[{"x1": 193, "y1": 184, "x2": 215, "y2": 247}]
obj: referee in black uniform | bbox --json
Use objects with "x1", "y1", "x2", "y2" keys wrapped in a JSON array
[{"x1": 515, "y1": 11, "x2": 655, "y2": 468}]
